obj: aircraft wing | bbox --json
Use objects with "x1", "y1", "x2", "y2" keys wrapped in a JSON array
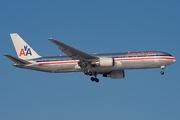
[
  {"x1": 4, "y1": 54, "x2": 31, "y2": 64},
  {"x1": 48, "y1": 38, "x2": 98, "y2": 61}
]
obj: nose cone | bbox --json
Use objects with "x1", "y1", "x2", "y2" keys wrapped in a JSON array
[{"x1": 173, "y1": 57, "x2": 176, "y2": 62}]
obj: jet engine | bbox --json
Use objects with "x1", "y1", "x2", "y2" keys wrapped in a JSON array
[
  {"x1": 92, "y1": 58, "x2": 114, "y2": 67},
  {"x1": 103, "y1": 70, "x2": 125, "y2": 79}
]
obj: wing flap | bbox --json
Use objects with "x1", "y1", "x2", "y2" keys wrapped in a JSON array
[{"x1": 48, "y1": 38, "x2": 98, "y2": 60}]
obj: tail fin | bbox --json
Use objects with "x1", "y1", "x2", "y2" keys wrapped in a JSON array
[{"x1": 10, "y1": 33, "x2": 41, "y2": 60}]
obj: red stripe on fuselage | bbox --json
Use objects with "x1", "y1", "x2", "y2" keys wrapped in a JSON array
[
  {"x1": 114, "y1": 57, "x2": 176, "y2": 61},
  {"x1": 38, "y1": 56, "x2": 176, "y2": 65}
]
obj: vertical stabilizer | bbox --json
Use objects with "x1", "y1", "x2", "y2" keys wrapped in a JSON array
[{"x1": 10, "y1": 33, "x2": 41, "y2": 60}]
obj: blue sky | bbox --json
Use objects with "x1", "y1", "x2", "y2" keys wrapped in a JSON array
[{"x1": 1, "y1": 0, "x2": 180, "y2": 120}]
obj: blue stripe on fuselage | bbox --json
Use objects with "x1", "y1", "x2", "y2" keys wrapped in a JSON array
[{"x1": 34, "y1": 51, "x2": 173, "y2": 63}]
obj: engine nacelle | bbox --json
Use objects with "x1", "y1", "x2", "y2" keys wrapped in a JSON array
[
  {"x1": 93, "y1": 58, "x2": 114, "y2": 67},
  {"x1": 103, "y1": 70, "x2": 125, "y2": 79}
]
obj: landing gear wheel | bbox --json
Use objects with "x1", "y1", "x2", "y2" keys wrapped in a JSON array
[
  {"x1": 84, "y1": 70, "x2": 93, "y2": 76},
  {"x1": 95, "y1": 78, "x2": 99, "y2": 83},
  {"x1": 160, "y1": 71, "x2": 164, "y2": 75},
  {"x1": 90, "y1": 77, "x2": 95, "y2": 82},
  {"x1": 90, "y1": 77, "x2": 99, "y2": 83}
]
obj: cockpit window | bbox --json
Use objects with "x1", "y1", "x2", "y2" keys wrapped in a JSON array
[
  {"x1": 159, "y1": 52, "x2": 172, "y2": 56},
  {"x1": 154, "y1": 52, "x2": 172, "y2": 56}
]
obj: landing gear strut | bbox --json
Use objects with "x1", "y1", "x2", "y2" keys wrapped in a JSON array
[{"x1": 160, "y1": 66, "x2": 165, "y2": 75}]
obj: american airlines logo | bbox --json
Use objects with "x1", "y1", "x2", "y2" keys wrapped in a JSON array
[{"x1": 19, "y1": 45, "x2": 32, "y2": 56}]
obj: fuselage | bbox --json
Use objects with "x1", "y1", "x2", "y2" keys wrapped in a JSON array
[{"x1": 14, "y1": 51, "x2": 176, "y2": 73}]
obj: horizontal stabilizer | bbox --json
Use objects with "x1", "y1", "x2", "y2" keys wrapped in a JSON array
[{"x1": 3, "y1": 54, "x2": 31, "y2": 64}]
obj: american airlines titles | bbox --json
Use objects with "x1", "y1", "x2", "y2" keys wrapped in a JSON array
[{"x1": 126, "y1": 52, "x2": 155, "y2": 56}]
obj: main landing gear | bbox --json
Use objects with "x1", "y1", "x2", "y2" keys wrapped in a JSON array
[
  {"x1": 160, "y1": 66, "x2": 165, "y2": 75},
  {"x1": 84, "y1": 70, "x2": 99, "y2": 83},
  {"x1": 90, "y1": 72, "x2": 99, "y2": 83},
  {"x1": 90, "y1": 77, "x2": 99, "y2": 83}
]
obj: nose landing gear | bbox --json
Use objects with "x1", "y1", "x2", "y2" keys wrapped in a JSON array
[
  {"x1": 160, "y1": 71, "x2": 164, "y2": 75},
  {"x1": 160, "y1": 66, "x2": 165, "y2": 75}
]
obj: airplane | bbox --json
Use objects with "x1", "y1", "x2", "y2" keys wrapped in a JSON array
[{"x1": 4, "y1": 33, "x2": 176, "y2": 83}]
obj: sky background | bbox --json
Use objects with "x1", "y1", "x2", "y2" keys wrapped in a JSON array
[{"x1": 0, "y1": 0, "x2": 180, "y2": 120}]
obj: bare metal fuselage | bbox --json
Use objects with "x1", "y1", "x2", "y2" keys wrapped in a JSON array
[{"x1": 15, "y1": 51, "x2": 176, "y2": 74}]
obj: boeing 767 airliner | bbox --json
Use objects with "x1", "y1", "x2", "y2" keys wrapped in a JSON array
[{"x1": 4, "y1": 33, "x2": 176, "y2": 83}]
